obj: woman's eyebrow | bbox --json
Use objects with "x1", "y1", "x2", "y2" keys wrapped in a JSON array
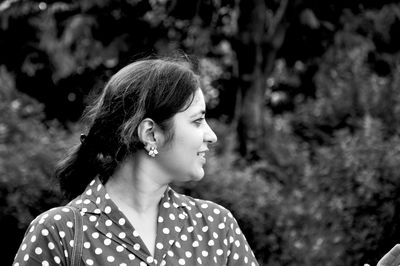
[{"x1": 190, "y1": 110, "x2": 206, "y2": 118}]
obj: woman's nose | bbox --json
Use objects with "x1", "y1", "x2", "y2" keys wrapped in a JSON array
[{"x1": 204, "y1": 122, "x2": 218, "y2": 144}]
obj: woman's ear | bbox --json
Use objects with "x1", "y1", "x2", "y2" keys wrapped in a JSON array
[{"x1": 137, "y1": 118, "x2": 164, "y2": 150}]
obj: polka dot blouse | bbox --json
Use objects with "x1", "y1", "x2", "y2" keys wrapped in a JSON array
[{"x1": 13, "y1": 178, "x2": 259, "y2": 265}]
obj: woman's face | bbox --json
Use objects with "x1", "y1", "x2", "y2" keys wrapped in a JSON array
[{"x1": 157, "y1": 89, "x2": 217, "y2": 182}]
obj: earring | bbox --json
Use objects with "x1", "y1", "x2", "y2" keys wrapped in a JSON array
[{"x1": 148, "y1": 146, "x2": 158, "y2": 157}]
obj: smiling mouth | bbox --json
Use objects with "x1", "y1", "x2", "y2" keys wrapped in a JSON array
[{"x1": 197, "y1": 152, "x2": 206, "y2": 159}]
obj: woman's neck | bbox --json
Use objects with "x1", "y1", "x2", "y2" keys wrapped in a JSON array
[{"x1": 104, "y1": 154, "x2": 168, "y2": 214}]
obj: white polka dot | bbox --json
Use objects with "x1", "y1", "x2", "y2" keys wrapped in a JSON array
[
  {"x1": 89, "y1": 216, "x2": 97, "y2": 222},
  {"x1": 42, "y1": 261, "x2": 49, "y2": 266},
  {"x1": 83, "y1": 225, "x2": 88, "y2": 231},
  {"x1": 21, "y1": 243, "x2": 27, "y2": 251},
  {"x1": 192, "y1": 241, "x2": 199, "y2": 247},
  {"x1": 82, "y1": 207, "x2": 88, "y2": 213},
  {"x1": 104, "y1": 239, "x2": 111, "y2": 246},
  {"x1": 105, "y1": 220, "x2": 113, "y2": 226},
  {"x1": 86, "y1": 259, "x2": 94, "y2": 265},
  {"x1": 35, "y1": 247, "x2": 42, "y2": 255},
  {"x1": 169, "y1": 214, "x2": 175, "y2": 220},
  {"x1": 244, "y1": 256, "x2": 249, "y2": 263},
  {"x1": 59, "y1": 231, "x2": 65, "y2": 238},
  {"x1": 133, "y1": 230, "x2": 139, "y2": 237},
  {"x1": 208, "y1": 239, "x2": 215, "y2": 246},
  {"x1": 213, "y1": 208, "x2": 221, "y2": 214},
  {"x1": 116, "y1": 245, "x2": 124, "y2": 252},
  {"x1": 180, "y1": 234, "x2": 188, "y2": 241},
  {"x1": 54, "y1": 214, "x2": 61, "y2": 221},
  {"x1": 160, "y1": 260, "x2": 166, "y2": 266},
  {"x1": 128, "y1": 254, "x2": 135, "y2": 260},
  {"x1": 107, "y1": 256, "x2": 115, "y2": 262},
  {"x1": 156, "y1": 243, "x2": 163, "y2": 249},
  {"x1": 146, "y1": 257, "x2": 154, "y2": 263},
  {"x1": 163, "y1": 202, "x2": 170, "y2": 208},
  {"x1": 40, "y1": 229, "x2": 49, "y2": 236},
  {"x1": 66, "y1": 221, "x2": 73, "y2": 228},
  {"x1": 208, "y1": 216, "x2": 214, "y2": 222},
  {"x1": 158, "y1": 216, "x2": 164, "y2": 223},
  {"x1": 202, "y1": 250, "x2": 208, "y2": 257},
  {"x1": 105, "y1": 193, "x2": 110, "y2": 199},
  {"x1": 106, "y1": 232, "x2": 112, "y2": 238},
  {"x1": 64, "y1": 249, "x2": 68, "y2": 258},
  {"x1": 163, "y1": 228, "x2": 170, "y2": 234},
  {"x1": 201, "y1": 203, "x2": 208, "y2": 208},
  {"x1": 54, "y1": 256, "x2": 61, "y2": 264},
  {"x1": 235, "y1": 228, "x2": 241, "y2": 234},
  {"x1": 38, "y1": 218, "x2": 45, "y2": 224},
  {"x1": 218, "y1": 223, "x2": 225, "y2": 229},
  {"x1": 140, "y1": 262, "x2": 146, "y2": 266},
  {"x1": 86, "y1": 189, "x2": 92, "y2": 196},
  {"x1": 95, "y1": 248, "x2": 102, "y2": 254},
  {"x1": 251, "y1": 262, "x2": 256, "y2": 266},
  {"x1": 217, "y1": 249, "x2": 223, "y2": 256},
  {"x1": 119, "y1": 218, "x2": 125, "y2": 225},
  {"x1": 104, "y1": 206, "x2": 111, "y2": 214},
  {"x1": 97, "y1": 184, "x2": 101, "y2": 191},
  {"x1": 134, "y1": 243, "x2": 140, "y2": 250},
  {"x1": 178, "y1": 258, "x2": 185, "y2": 265},
  {"x1": 175, "y1": 226, "x2": 181, "y2": 232},
  {"x1": 202, "y1": 226, "x2": 208, "y2": 232},
  {"x1": 92, "y1": 232, "x2": 99, "y2": 239},
  {"x1": 69, "y1": 240, "x2": 74, "y2": 247},
  {"x1": 84, "y1": 242, "x2": 91, "y2": 248},
  {"x1": 175, "y1": 241, "x2": 181, "y2": 248},
  {"x1": 31, "y1": 235, "x2": 36, "y2": 242},
  {"x1": 119, "y1": 232, "x2": 126, "y2": 238},
  {"x1": 120, "y1": 264, "x2": 127, "y2": 266},
  {"x1": 96, "y1": 197, "x2": 101, "y2": 204},
  {"x1": 235, "y1": 240, "x2": 241, "y2": 247},
  {"x1": 29, "y1": 225, "x2": 35, "y2": 232},
  {"x1": 167, "y1": 250, "x2": 174, "y2": 257},
  {"x1": 213, "y1": 232, "x2": 219, "y2": 238},
  {"x1": 90, "y1": 179, "x2": 95, "y2": 185},
  {"x1": 185, "y1": 251, "x2": 192, "y2": 258},
  {"x1": 233, "y1": 253, "x2": 239, "y2": 260},
  {"x1": 187, "y1": 226, "x2": 194, "y2": 233},
  {"x1": 23, "y1": 254, "x2": 29, "y2": 261},
  {"x1": 48, "y1": 242, "x2": 55, "y2": 250},
  {"x1": 179, "y1": 213, "x2": 185, "y2": 219},
  {"x1": 197, "y1": 257, "x2": 202, "y2": 264},
  {"x1": 84, "y1": 199, "x2": 91, "y2": 204},
  {"x1": 195, "y1": 212, "x2": 202, "y2": 218},
  {"x1": 197, "y1": 234, "x2": 203, "y2": 241}
]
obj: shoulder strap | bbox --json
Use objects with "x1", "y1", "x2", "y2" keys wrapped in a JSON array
[{"x1": 69, "y1": 206, "x2": 83, "y2": 266}]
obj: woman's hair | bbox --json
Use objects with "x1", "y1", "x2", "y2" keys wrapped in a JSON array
[{"x1": 56, "y1": 57, "x2": 200, "y2": 200}]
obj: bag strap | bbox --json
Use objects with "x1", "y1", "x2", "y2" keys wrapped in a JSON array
[{"x1": 69, "y1": 206, "x2": 83, "y2": 266}]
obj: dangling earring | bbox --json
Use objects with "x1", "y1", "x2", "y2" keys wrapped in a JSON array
[{"x1": 148, "y1": 146, "x2": 158, "y2": 157}]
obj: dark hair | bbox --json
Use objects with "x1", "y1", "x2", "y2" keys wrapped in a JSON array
[{"x1": 56, "y1": 57, "x2": 200, "y2": 200}]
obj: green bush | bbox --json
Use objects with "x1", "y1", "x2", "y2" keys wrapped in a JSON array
[{"x1": 0, "y1": 67, "x2": 72, "y2": 264}]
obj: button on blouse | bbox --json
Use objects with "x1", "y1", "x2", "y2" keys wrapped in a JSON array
[{"x1": 13, "y1": 178, "x2": 259, "y2": 265}]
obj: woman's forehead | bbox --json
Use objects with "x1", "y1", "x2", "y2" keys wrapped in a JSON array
[{"x1": 186, "y1": 89, "x2": 205, "y2": 113}]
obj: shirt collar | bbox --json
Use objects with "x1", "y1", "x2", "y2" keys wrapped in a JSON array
[{"x1": 69, "y1": 177, "x2": 191, "y2": 213}]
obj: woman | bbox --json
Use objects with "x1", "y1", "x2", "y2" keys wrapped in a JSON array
[{"x1": 13, "y1": 58, "x2": 259, "y2": 265}]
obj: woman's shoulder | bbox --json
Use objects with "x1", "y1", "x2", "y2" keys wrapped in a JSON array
[{"x1": 27, "y1": 205, "x2": 78, "y2": 234}]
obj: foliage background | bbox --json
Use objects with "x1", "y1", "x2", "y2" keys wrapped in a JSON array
[{"x1": 2, "y1": 0, "x2": 400, "y2": 265}]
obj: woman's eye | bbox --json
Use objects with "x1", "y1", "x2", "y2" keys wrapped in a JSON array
[{"x1": 194, "y1": 118, "x2": 205, "y2": 125}]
